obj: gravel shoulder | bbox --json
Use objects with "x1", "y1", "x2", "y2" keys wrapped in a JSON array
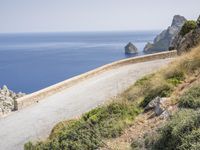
[{"x1": 0, "y1": 58, "x2": 173, "y2": 150}]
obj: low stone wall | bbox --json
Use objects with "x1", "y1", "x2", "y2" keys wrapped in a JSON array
[{"x1": 15, "y1": 50, "x2": 177, "y2": 110}]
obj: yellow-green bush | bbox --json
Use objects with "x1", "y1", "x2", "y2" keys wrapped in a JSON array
[
  {"x1": 180, "y1": 20, "x2": 197, "y2": 36},
  {"x1": 24, "y1": 102, "x2": 140, "y2": 150},
  {"x1": 179, "y1": 85, "x2": 200, "y2": 109},
  {"x1": 151, "y1": 109, "x2": 200, "y2": 150}
]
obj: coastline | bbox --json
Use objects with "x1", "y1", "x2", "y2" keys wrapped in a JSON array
[{"x1": 15, "y1": 50, "x2": 177, "y2": 110}]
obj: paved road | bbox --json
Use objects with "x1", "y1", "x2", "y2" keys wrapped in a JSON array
[{"x1": 0, "y1": 58, "x2": 173, "y2": 150}]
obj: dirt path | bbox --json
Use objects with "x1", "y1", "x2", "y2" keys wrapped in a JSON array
[{"x1": 0, "y1": 58, "x2": 173, "y2": 150}]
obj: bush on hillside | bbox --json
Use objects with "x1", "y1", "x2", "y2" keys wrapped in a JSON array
[
  {"x1": 151, "y1": 109, "x2": 200, "y2": 150},
  {"x1": 180, "y1": 20, "x2": 197, "y2": 36},
  {"x1": 140, "y1": 83, "x2": 173, "y2": 108},
  {"x1": 179, "y1": 85, "x2": 200, "y2": 109},
  {"x1": 24, "y1": 102, "x2": 140, "y2": 150},
  {"x1": 165, "y1": 69, "x2": 185, "y2": 86},
  {"x1": 179, "y1": 128, "x2": 200, "y2": 150}
]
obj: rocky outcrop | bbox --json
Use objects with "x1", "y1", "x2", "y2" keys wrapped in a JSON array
[
  {"x1": 0, "y1": 85, "x2": 25, "y2": 116},
  {"x1": 197, "y1": 15, "x2": 200, "y2": 27},
  {"x1": 125, "y1": 42, "x2": 138, "y2": 54},
  {"x1": 143, "y1": 15, "x2": 186, "y2": 52},
  {"x1": 170, "y1": 15, "x2": 200, "y2": 54},
  {"x1": 145, "y1": 96, "x2": 171, "y2": 119}
]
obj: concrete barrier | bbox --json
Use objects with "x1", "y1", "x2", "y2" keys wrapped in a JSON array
[{"x1": 15, "y1": 50, "x2": 177, "y2": 110}]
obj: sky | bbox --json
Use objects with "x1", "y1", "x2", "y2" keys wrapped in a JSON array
[{"x1": 0, "y1": 0, "x2": 200, "y2": 33}]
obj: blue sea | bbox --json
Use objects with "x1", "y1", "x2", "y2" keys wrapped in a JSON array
[{"x1": 0, "y1": 31, "x2": 158, "y2": 93}]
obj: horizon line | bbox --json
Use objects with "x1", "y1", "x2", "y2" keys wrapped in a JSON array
[{"x1": 0, "y1": 29, "x2": 163, "y2": 34}]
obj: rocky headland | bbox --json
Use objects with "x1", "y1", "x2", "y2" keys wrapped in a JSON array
[
  {"x1": 170, "y1": 15, "x2": 200, "y2": 54},
  {"x1": 0, "y1": 85, "x2": 25, "y2": 116},
  {"x1": 143, "y1": 15, "x2": 186, "y2": 52}
]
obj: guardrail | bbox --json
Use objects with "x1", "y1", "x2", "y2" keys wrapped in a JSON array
[{"x1": 15, "y1": 50, "x2": 177, "y2": 110}]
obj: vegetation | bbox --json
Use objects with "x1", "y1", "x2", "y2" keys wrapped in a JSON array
[
  {"x1": 144, "y1": 81, "x2": 200, "y2": 150},
  {"x1": 151, "y1": 109, "x2": 200, "y2": 150},
  {"x1": 180, "y1": 20, "x2": 197, "y2": 36},
  {"x1": 179, "y1": 85, "x2": 200, "y2": 109},
  {"x1": 24, "y1": 102, "x2": 140, "y2": 150},
  {"x1": 25, "y1": 45, "x2": 200, "y2": 150}
]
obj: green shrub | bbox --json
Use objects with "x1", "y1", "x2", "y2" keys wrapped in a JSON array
[
  {"x1": 140, "y1": 83, "x2": 173, "y2": 108},
  {"x1": 24, "y1": 102, "x2": 140, "y2": 150},
  {"x1": 134, "y1": 74, "x2": 154, "y2": 86},
  {"x1": 179, "y1": 85, "x2": 200, "y2": 109},
  {"x1": 179, "y1": 128, "x2": 200, "y2": 150},
  {"x1": 152, "y1": 109, "x2": 200, "y2": 150},
  {"x1": 180, "y1": 20, "x2": 197, "y2": 36},
  {"x1": 131, "y1": 139, "x2": 144, "y2": 150},
  {"x1": 165, "y1": 70, "x2": 185, "y2": 86}
]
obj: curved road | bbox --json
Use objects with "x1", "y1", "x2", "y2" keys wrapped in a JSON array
[{"x1": 0, "y1": 58, "x2": 173, "y2": 150}]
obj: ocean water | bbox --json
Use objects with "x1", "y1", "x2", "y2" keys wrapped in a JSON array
[{"x1": 0, "y1": 31, "x2": 158, "y2": 93}]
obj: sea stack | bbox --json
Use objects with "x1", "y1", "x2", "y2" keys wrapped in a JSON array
[{"x1": 125, "y1": 42, "x2": 138, "y2": 54}]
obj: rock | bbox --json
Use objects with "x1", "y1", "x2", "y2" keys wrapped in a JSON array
[
  {"x1": 125, "y1": 42, "x2": 138, "y2": 54},
  {"x1": 143, "y1": 15, "x2": 186, "y2": 52},
  {"x1": 170, "y1": 15, "x2": 200, "y2": 54},
  {"x1": 171, "y1": 15, "x2": 187, "y2": 27},
  {"x1": 155, "y1": 101, "x2": 165, "y2": 116},
  {"x1": 0, "y1": 85, "x2": 25, "y2": 116},
  {"x1": 144, "y1": 96, "x2": 160, "y2": 111},
  {"x1": 160, "y1": 107, "x2": 172, "y2": 119},
  {"x1": 197, "y1": 15, "x2": 200, "y2": 27},
  {"x1": 143, "y1": 42, "x2": 154, "y2": 52},
  {"x1": 145, "y1": 96, "x2": 169, "y2": 116},
  {"x1": 0, "y1": 108, "x2": 3, "y2": 117}
]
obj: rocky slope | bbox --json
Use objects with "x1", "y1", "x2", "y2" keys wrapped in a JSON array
[
  {"x1": 0, "y1": 85, "x2": 25, "y2": 116},
  {"x1": 144, "y1": 15, "x2": 186, "y2": 52},
  {"x1": 170, "y1": 15, "x2": 200, "y2": 54}
]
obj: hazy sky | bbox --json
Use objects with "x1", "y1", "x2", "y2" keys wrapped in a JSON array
[{"x1": 0, "y1": 0, "x2": 199, "y2": 33}]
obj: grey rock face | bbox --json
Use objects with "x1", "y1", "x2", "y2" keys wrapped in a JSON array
[
  {"x1": 197, "y1": 15, "x2": 200, "y2": 27},
  {"x1": 125, "y1": 42, "x2": 138, "y2": 54},
  {"x1": 171, "y1": 15, "x2": 200, "y2": 54},
  {"x1": 0, "y1": 85, "x2": 25, "y2": 116},
  {"x1": 171, "y1": 15, "x2": 187, "y2": 27},
  {"x1": 143, "y1": 15, "x2": 186, "y2": 52},
  {"x1": 143, "y1": 42, "x2": 154, "y2": 52}
]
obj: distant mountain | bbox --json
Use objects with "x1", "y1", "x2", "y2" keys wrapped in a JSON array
[{"x1": 143, "y1": 15, "x2": 186, "y2": 52}]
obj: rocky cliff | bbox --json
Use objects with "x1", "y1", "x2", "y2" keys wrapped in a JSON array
[
  {"x1": 170, "y1": 15, "x2": 200, "y2": 54},
  {"x1": 144, "y1": 15, "x2": 186, "y2": 52},
  {"x1": 0, "y1": 85, "x2": 25, "y2": 116}
]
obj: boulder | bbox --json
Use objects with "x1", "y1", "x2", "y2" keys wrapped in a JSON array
[
  {"x1": 144, "y1": 96, "x2": 170, "y2": 117},
  {"x1": 144, "y1": 96, "x2": 160, "y2": 111},
  {"x1": 155, "y1": 101, "x2": 165, "y2": 116},
  {"x1": 143, "y1": 15, "x2": 186, "y2": 52},
  {"x1": 125, "y1": 42, "x2": 138, "y2": 54},
  {"x1": 0, "y1": 85, "x2": 25, "y2": 116}
]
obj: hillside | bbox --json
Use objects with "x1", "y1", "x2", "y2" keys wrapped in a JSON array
[
  {"x1": 24, "y1": 15, "x2": 200, "y2": 150},
  {"x1": 25, "y1": 41, "x2": 200, "y2": 150}
]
